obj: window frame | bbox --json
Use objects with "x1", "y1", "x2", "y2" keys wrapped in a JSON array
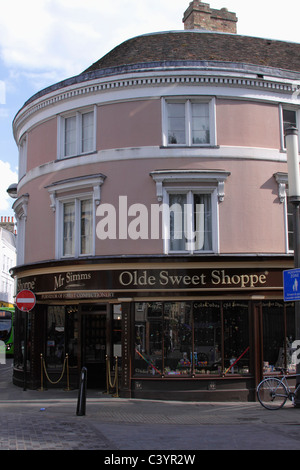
[
  {"x1": 162, "y1": 97, "x2": 216, "y2": 147},
  {"x1": 46, "y1": 173, "x2": 106, "y2": 260},
  {"x1": 163, "y1": 186, "x2": 219, "y2": 255},
  {"x1": 150, "y1": 170, "x2": 230, "y2": 256},
  {"x1": 57, "y1": 194, "x2": 95, "y2": 259},
  {"x1": 280, "y1": 105, "x2": 300, "y2": 150},
  {"x1": 58, "y1": 106, "x2": 97, "y2": 159}
]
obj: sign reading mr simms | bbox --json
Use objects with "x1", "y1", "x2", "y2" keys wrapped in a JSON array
[{"x1": 16, "y1": 266, "x2": 282, "y2": 299}]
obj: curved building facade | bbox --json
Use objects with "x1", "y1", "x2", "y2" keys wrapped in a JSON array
[{"x1": 10, "y1": 2, "x2": 300, "y2": 400}]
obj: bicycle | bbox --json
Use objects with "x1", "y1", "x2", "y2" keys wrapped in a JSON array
[{"x1": 257, "y1": 369, "x2": 300, "y2": 410}]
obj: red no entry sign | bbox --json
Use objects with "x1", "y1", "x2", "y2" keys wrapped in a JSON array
[{"x1": 16, "y1": 290, "x2": 36, "y2": 312}]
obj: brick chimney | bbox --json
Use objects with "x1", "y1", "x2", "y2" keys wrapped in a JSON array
[
  {"x1": 183, "y1": 1, "x2": 238, "y2": 34},
  {"x1": 0, "y1": 216, "x2": 15, "y2": 234}
]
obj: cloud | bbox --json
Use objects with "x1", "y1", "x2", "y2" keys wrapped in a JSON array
[
  {"x1": 0, "y1": 160, "x2": 18, "y2": 212},
  {"x1": 0, "y1": 81, "x2": 5, "y2": 104},
  {"x1": 0, "y1": 0, "x2": 184, "y2": 82}
]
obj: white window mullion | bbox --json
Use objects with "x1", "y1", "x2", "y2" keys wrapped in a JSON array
[
  {"x1": 186, "y1": 100, "x2": 191, "y2": 147},
  {"x1": 185, "y1": 191, "x2": 194, "y2": 252},
  {"x1": 76, "y1": 112, "x2": 82, "y2": 156},
  {"x1": 210, "y1": 97, "x2": 217, "y2": 146},
  {"x1": 75, "y1": 198, "x2": 80, "y2": 257}
]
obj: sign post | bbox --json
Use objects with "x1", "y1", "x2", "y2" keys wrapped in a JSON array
[
  {"x1": 283, "y1": 269, "x2": 300, "y2": 302},
  {"x1": 16, "y1": 290, "x2": 36, "y2": 391},
  {"x1": 16, "y1": 289, "x2": 36, "y2": 312}
]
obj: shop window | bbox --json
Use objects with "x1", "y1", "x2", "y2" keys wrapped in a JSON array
[
  {"x1": 46, "y1": 306, "x2": 65, "y2": 368},
  {"x1": 164, "y1": 302, "x2": 192, "y2": 376},
  {"x1": 113, "y1": 304, "x2": 122, "y2": 359},
  {"x1": 58, "y1": 107, "x2": 96, "y2": 158},
  {"x1": 163, "y1": 98, "x2": 216, "y2": 147},
  {"x1": 262, "y1": 302, "x2": 295, "y2": 374},
  {"x1": 66, "y1": 306, "x2": 79, "y2": 368},
  {"x1": 223, "y1": 302, "x2": 250, "y2": 375},
  {"x1": 193, "y1": 302, "x2": 221, "y2": 374},
  {"x1": 135, "y1": 302, "x2": 163, "y2": 376},
  {"x1": 46, "y1": 306, "x2": 78, "y2": 369},
  {"x1": 134, "y1": 301, "x2": 251, "y2": 378},
  {"x1": 14, "y1": 311, "x2": 32, "y2": 372}
]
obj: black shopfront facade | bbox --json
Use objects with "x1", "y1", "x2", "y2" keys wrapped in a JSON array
[{"x1": 11, "y1": 256, "x2": 296, "y2": 401}]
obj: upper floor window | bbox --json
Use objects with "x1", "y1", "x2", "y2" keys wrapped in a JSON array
[
  {"x1": 274, "y1": 172, "x2": 294, "y2": 253},
  {"x1": 62, "y1": 197, "x2": 93, "y2": 257},
  {"x1": 167, "y1": 191, "x2": 214, "y2": 253},
  {"x1": 18, "y1": 134, "x2": 27, "y2": 179},
  {"x1": 58, "y1": 107, "x2": 96, "y2": 158},
  {"x1": 150, "y1": 170, "x2": 230, "y2": 255},
  {"x1": 281, "y1": 107, "x2": 299, "y2": 149},
  {"x1": 46, "y1": 174, "x2": 106, "y2": 259},
  {"x1": 163, "y1": 98, "x2": 216, "y2": 147}
]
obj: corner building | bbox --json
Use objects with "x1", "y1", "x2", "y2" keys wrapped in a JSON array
[{"x1": 11, "y1": 1, "x2": 300, "y2": 400}]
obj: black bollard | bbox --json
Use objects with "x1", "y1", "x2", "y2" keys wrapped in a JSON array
[{"x1": 76, "y1": 367, "x2": 87, "y2": 416}]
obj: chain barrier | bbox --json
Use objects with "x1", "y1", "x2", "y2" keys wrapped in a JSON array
[
  {"x1": 39, "y1": 353, "x2": 71, "y2": 391},
  {"x1": 105, "y1": 355, "x2": 119, "y2": 397}
]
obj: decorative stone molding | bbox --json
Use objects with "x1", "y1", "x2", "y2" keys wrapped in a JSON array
[
  {"x1": 150, "y1": 169, "x2": 231, "y2": 202},
  {"x1": 274, "y1": 172, "x2": 288, "y2": 203},
  {"x1": 45, "y1": 174, "x2": 106, "y2": 212},
  {"x1": 13, "y1": 67, "x2": 299, "y2": 142},
  {"x1": 12, "y1": 194, "x2": 29, "y2": 221}
]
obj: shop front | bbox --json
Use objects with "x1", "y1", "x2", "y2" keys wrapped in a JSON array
[{"x1": 11, "y1": 256, "x2": 295, "y2": 401}]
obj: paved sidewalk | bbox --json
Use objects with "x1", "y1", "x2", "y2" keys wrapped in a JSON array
[{"x1": 1, "y1": 360, "x2": 300, "y2": 450}]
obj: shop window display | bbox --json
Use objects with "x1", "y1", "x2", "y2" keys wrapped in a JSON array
[
  {"x1": 135, "y1": 302, "x2": 163, "y2": 376},
  {"x1": 193, "y1": 302, "x2": 221, "y2": 375},
  {"x1": 164, "y1": 302, "x2": 192, "y2": 376},
  {"x1": 223, "y1": 302, "x2": 250, "y2": 374},
  {"x1": 134, "y1": 301, "x2": 250, "y2": 377},
  {"x1": 14, "y1": 311, "x2": 32, "y2": 372},
  {"x1": 262, "y1": 302, "x2": 296, "y2": 374},
  {"x1": 46, "y1": 306, "x2": 78, "y2": 369}
]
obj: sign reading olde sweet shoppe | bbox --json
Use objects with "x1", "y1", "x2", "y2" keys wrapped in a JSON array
[{"x1": 16, "y1": 266, "x2": 284, "y2": 300}]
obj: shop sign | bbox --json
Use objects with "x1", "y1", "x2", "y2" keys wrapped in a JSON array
[{"x1": 16, "y1": 266, "x2": 283, "y2": 299}]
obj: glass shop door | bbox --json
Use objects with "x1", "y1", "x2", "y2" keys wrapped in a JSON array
[{"x1": 81, "y1": 304, "x2": 107, "y2": 388}]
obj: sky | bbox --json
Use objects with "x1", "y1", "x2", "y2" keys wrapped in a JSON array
[{"x1": 0, "y1": 0, "x2": 300, "y2": 219}]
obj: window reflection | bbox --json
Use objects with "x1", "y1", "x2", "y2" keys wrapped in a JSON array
[
  {"x1": 193, "y1": 302, "x2": 221, "y2": 374},
  {"x1": 134, "y1": 301, "x2": 252, "y2": 377},
  {"x1": 164, "y1": 302, "x2": 192, "y2": 376},
  {"x1": 262, "y1": 302, "x2": 296, "y2": 374},
  {"x1": 46, "y1": 306, "x2": 78, "y2": 369},
  {"x1": 223, "y1": 302, "x2": 250, "y2": 374}
]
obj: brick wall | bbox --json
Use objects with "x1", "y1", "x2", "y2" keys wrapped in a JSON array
[{"x1": 183, "y1": 0, "x2": 238, "y2": 33}]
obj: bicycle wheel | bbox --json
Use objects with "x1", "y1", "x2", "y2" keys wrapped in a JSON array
[{"x1": 257, "y1": 377, "x2": 288, "y2": 410}]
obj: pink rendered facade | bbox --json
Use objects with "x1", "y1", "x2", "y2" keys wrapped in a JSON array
[
  {"x1": 17, "y1": 97, "x2": 289, "y2": 264},
  {"x1": 10, "y1": 26, "x2": 300, "y2": 399}
]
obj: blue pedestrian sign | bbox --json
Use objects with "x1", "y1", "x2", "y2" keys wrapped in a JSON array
[{"x1": 283, "y1": 268, "x2": 300, "y2": 301}]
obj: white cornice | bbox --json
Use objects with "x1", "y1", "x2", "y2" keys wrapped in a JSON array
[
  {"x1": 13, "y1": 68, "x2": 300, "y2": 143},
  {"x1": 16, "y1": 145, "x2": 285, "y2": 194}
]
